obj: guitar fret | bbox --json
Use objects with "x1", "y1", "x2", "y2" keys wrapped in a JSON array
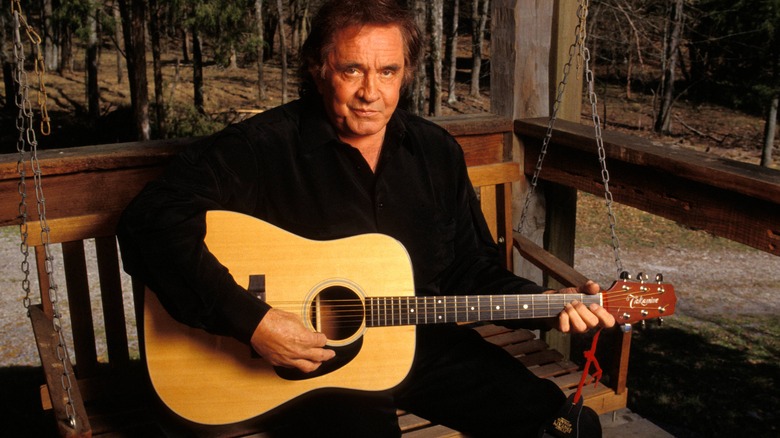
[{"x1": 366, "y1": 292, "x2": 605, "y2": 328}]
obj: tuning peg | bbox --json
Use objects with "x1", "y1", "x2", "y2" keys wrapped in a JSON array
[
  {"x1": 621, "y1": 323, "x2": 633, "y2": 333},
  {"x1": 640, "y1": 320, "x2": 647, "y2": 330},
  {"x1": 657, "y1": 317, "x2": 664, "y2": 327},
  {"x1": 637, "y1": 272, "x2": 648, "y2": 283},
  {"x1": 620, "y1": 271, "x2": 631, "y2": 280},
  {"x1": 655, "y1": 273, "x2": 664, "y2": 283}
]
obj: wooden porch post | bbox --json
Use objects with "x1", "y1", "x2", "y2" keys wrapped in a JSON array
[
  {"x1": 491, "y1": 0, "x2": 583, "y2": 358},
  {"x1": 490, "y1": 0, "x2": 553, "y2": 286}
]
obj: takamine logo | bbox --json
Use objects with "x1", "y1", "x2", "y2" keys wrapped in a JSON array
[{"x1": 627, "y1": 294, "x2": 659, "y2": 308}]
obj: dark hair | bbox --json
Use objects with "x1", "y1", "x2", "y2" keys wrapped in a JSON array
[{"x1": 298, "y1": 0, "x2": 422, "y2": 97}]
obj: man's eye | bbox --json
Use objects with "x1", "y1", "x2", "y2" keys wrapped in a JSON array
[{"x1": 344, "y1": 68, "x2": 361, "y2": 76}]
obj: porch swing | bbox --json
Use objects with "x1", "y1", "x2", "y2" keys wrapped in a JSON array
[{"x1": 6, "y1": 0, "x2": 677, "y2": 436}]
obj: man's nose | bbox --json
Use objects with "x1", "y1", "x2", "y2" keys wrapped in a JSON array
[{"x1": 359, "y1": 75, "x2": 380, "y2": 101}]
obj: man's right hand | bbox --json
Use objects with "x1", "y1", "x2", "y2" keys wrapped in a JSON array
[{"x1": 250, "y1": 308, "x2": 336, "y2": 373}]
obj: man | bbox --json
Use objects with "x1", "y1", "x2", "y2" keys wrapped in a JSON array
[{"x1": 117, "y1": 0, "x2": 615, "y2": 436}]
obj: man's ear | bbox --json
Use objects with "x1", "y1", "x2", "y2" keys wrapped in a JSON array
[{"x1": 310, "y1": 65, "x2": 325, "y2": 93}]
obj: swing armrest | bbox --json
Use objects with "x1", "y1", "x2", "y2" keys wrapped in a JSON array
[
  {"x1": 29, "y1": 305, "x2": 92, "y2": 438},
  {"x1": 512, "y1": 232, "x2": 589, "y2": 288},
  {"x1": 513, "y1": 232, "x2": 632, "y2": 396}
]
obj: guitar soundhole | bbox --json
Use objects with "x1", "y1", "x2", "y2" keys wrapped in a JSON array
[{"x1": 310, "y1": 286, "x2": 365, "y2": 343}]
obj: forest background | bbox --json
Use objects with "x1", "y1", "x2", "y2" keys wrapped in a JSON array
[
  {"x1": 0, "y1": 0, "x2": 779, "y2": 437},
  {"x1": 0, "y1": 0, "x2": 778, "y2": 166}
]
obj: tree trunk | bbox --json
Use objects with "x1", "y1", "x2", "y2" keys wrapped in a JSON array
[
  {"x1": 87, "y1": 8, "x2": 100, "y2": 120},
  {"x1": 254, "y1": 0, "x2": 266, "y2": 102},
  {"x1": 411, "y1": 0, "x2": 428, "y2": 115},
  {"x1": 762, "y1": 95, "x2": 778, "y2": 167},
  {"x1": 428, "y1": 0, "x2": 443, "y2": 116},
  {"x1": 192, "y1": 26, "x2": 204, "y2": 113},
  {"x1": 114, "y1": 3, "x2": 124, "y2": 84},
  {"x1": 118, "y1": 0, "x2": 151, "y2": 140},
  {"x1": 276, "y1": 0, "x2": 288, "y2": 103},
  {"x1": 59, "y1": 25, "x2": 73, "y2": 74},
  {"x1": 149, "y1": 0, "x2": 166, "y2": 136},
  {"x1": 470, "y1": 0, "x2": 489, "y2": 97},
  {"x1": 446, "y1": 0, "x2": 460, "y2": 105},
  {"x1": 654, "y1": 0, "x2": 684, "y2": 134},
  {"x1": 1, "y1": 5, "x2": 15, "y2": 111},
  {"x1": 42, "y1": 0, "x2": 59, "y2": 72}
]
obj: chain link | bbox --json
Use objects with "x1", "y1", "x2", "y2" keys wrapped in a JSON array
[
  {"x1": 517, "y1": 0, "x2": 624, "y2": 277},
  {"x1": 12, "y1": 1, "x2": 77, "y2": 429}
]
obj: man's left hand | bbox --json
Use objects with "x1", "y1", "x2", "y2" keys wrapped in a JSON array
[{"x1": 545, "y1": 281, "x2": 616, "y2": 333}]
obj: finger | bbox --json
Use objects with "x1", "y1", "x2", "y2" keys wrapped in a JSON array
[
  {"x1": 558, "y1": 308, "x2": 571, "y2": 333},
  {"x1": 579, "y1": 280, "x2": 600, "y2": 295},
  {"x1": 564, "y1": 301, "x2": 588, "y2": 333},
  {"x1": 588, "y1": 303, "x2": 616, "y2": 328}
]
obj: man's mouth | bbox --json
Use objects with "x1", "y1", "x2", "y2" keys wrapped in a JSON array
[{"x1": 352, "y1": 108, "x2": 378, "y2": 117}]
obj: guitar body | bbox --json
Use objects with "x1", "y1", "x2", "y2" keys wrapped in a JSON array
[{"x1": 143, "y1": 211, "x2": 417, "y2": 425}]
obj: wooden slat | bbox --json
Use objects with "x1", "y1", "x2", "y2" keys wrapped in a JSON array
[
  {"x1": 29, "y1": 305, "x2": 92, "y2": 437},
  {"x1": 61, "y1": 241, "x2": 99, "y2": 377},
  {"x1": 478, "y1": 184, "x2": 498, "y2": 241},
  {"x1": 513, "y1": 232, "x2": 589, "y2": 287},
  {"x1": 95, "y1": 236, "x2": 130, "y2": 367},
  {"x1": 467, "y1": 161, "x2": 521, "y2": 187},
  {"x1": 517, "y1": 349, "x2": 565, "y2": 368},
  {"x1": 24, "y1": 214, "x2": 121, "y2": 246},
  {"x1": 483, "y1": 328, "x2": 537, "y2": 347},
  {"x1": 531, "y1": 360, "x2": 580, "y2": 379}
]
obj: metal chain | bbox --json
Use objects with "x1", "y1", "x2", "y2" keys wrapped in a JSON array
[
  {"x1": 12, "y1": 0, "x2": 77, "y2": 429},
  {"x1": 517, "y1": 0, "x2": 624, "y2": 276}
]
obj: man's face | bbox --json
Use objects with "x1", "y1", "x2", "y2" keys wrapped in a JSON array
[{"x1": 314, "y1": 24, "x2": 406, "y2": 144}]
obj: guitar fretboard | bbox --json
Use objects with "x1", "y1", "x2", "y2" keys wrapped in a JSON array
[{"x1": 366, "y1": 294, "x2": 602, "y2": 327}]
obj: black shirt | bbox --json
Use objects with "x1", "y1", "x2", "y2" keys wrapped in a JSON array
[{"x1": 117, "y1": 97, "x2": 545, "y2": 344}]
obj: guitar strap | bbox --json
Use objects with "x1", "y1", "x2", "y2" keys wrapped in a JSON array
[{"x1": 539, "y1": 329, "x2": 604, "y2": 438}]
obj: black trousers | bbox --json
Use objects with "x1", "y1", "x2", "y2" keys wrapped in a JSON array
[{"x1": 263, "y1": 324, "x2": 574, "y2": 437}]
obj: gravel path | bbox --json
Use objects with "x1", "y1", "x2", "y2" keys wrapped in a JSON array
[{"x1": 1, "y1": 226, "x2": 777, "y2": 367}]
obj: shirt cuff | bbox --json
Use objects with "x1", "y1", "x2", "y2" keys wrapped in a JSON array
[{"x1": 216, "y1": 283, "x2": 271, "y2": 344}]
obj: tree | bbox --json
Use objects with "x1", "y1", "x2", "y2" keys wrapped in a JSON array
[
  {"x1": 429, "y1": 0, "x2": 443, "y2": 116},
  {"x1": 276, "y1": 0, "x2": 288, "y2": 103},
  {"x1": 86, "y1": 5, "x2": 99, "y2": 120},
  {"x1": 689, "y1": 0, "x2": 780, "y2": 166},
  {"x1": 42, "y1": 0, "x2": 60, "y2": 72},
  {"x1": 254, "y1": 0, "x2": 267, "y2": 102},
  {"x1": 1, "y1": 0, "x2": 15, "y2": 111},
  {"x1": 410, "y1": 0, "x2": 428, "y2": 115},
  {"x1": 149, "y1": 0, "x2": 167, "y2": 136},
  {"x1": 470, "y1": 0, "x2": 489, "y2": 97},
  {"x1": 654, "y1": 0, "x2": 684, "y2": 134},
  {"x1": 446, "y1": 0, "x2": 460, "y2": 105},
  {"x1": 763, "y1": 95, "x2": 778, "y2": 167},
  {"x1": 118, "y1": 0, "x2": 151, "y2": 140}
]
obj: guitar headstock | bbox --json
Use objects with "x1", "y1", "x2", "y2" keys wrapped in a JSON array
[{"x1": 602, "y1": 273, "x2": 676, "y2": 326}]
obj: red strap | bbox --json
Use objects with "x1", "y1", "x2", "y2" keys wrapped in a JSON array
[{"x1": 573, "y1": 328, "x2": 603, "y2": 404}]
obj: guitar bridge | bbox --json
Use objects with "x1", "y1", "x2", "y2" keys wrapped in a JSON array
[{"x1": 248, "y1": 274, "x2": 266, "y2": 301}]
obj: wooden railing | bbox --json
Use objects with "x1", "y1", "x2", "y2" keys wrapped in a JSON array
[{"x1": 515, "y1": 118, "x2": 780, "y2": 257}]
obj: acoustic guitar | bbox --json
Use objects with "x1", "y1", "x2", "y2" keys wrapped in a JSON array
[{"x1": 143, "y1": 210, "x2": 676, "y2": 425}]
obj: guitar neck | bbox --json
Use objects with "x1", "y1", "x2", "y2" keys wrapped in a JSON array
[{"x1": 366, "y1": 294, "x2": 602, "y2": 327}]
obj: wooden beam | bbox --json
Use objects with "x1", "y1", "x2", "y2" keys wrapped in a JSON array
[{"x1": 516, "y1": 118, "x2": 780, "y2": 256}]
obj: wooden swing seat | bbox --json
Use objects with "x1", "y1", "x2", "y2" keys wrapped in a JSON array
[{"x1": 0, "y1": 115, "x2": 629, "y2": 437}]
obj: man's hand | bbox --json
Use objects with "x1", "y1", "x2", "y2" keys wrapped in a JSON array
[
  {"x1": 545, "y1": 281, "x2": 616, "y2": 333},
  {"x1": 250, "y1": 308, "x2": 336, "y2": 373}
]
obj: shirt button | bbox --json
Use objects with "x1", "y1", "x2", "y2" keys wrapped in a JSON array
[{"x1": 377, "y1": 202, "x2": 385, "y2": 208}]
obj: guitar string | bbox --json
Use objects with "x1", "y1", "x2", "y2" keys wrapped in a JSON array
[
  {"x1": 256, "y1": 290, "x2": 671, "y2": 327},
  {"x1": 252, "y1": 288, "x2": 668, "y2": 309}
]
